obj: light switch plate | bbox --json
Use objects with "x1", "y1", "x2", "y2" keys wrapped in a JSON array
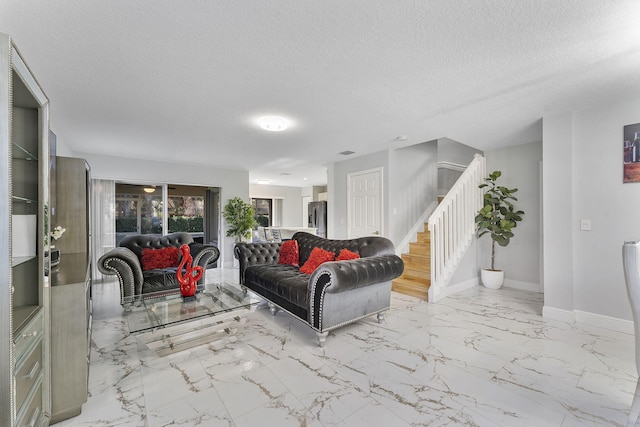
[{"x1": 580, "y1": 219, "x2": 591, "y2": 231}]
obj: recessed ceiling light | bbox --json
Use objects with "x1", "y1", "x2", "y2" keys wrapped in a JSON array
[
  {"x1": 259, "y1": 116, "x2": 288, "y2": 132},
  {"x1": 143, "y1": 186, "x2": 156, "y2": 193},
  {"x1": 256, "y1": 179, "x2": 271, "y2": 185}
]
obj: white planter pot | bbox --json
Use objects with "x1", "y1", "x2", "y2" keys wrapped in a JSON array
[{"x1": 481, "y1": 269, "x2": 504, "y2": 289}]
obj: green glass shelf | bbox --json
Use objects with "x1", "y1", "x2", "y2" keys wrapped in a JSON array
[
  {"x1": 12, "y1": 195, "x2": 37, "y2": 204},
  {"x1": 12, "y1": 256, "x2": 37, "y2": 268},
  {"x1": 11, "y1": 141, "x2": 38, "y2": 161}
]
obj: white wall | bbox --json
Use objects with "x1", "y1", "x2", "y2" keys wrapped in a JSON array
[
  {"x1": 301, "y1": 185, "x2": 327, "y2": 201},
  {"x1": 249, "y1": 184, "x2": 303, "y2": 227},
  {"x1": 543, "y1": 97, "x2": 640, "y2": 324},
  {"x1": 76, "y1": 152, "x2": 249, "y2": 268},
  {"x1": 51, "y1": 130, "x2": 73, "y2": 156}
]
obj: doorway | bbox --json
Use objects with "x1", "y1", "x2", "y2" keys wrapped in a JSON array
[
  {"x1": 347, "y1": 168, "x2": 383, "y2": 238},
  {"x1": 114, "y1": 183, "x2": 221, "y2": 255}
]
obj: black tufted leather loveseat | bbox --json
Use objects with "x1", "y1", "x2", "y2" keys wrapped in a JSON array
[
  {"x1": 98, "y1": 232, "x2": 220, "y2": 306},
  {"x1": 235, "y1": 232, "x2": 404, "y2": 346}
]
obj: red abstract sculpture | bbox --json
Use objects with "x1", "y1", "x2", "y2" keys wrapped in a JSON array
[{"x1": 176, "y1": 244, "x2": 204, "y2": 298}]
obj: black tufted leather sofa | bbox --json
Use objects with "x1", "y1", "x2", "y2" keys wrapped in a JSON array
[
  {"x1": 98, "y1": 232, "x2": 220, "y2": 306},
  {"x1": 235, "y1": 232, "x2": 404, "y2": 346}
]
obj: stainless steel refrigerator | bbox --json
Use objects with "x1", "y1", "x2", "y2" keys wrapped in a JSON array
[{"x1": 308, "y1": 201, "x2": 327, "y2": 238}]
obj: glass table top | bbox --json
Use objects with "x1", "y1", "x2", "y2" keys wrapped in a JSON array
[{"x1": 124, "y1": 282, "x2": 259, "y2": 334}]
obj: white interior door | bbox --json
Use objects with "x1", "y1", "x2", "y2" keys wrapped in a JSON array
[{"x1": 348, "y1": 168, "x2": 383, "y2": 238}]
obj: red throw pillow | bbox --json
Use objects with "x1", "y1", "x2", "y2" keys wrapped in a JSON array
[
  {"x1": 278, "y1": 240, "x2": 300, "y2": 266},
  {"x1": 336, "y1": 248, "x2": 360, "y2": 261},
  {"x1": 141, "y1": 246, "x2": 179, "y2": 271},
  {"x1": 299, "y1": 247, "x2": 335, "y2": 274}
]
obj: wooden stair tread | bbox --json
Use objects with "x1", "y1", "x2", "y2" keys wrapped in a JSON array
[
  {"x1": 416, "y1": 232, "x2": 430, "y2": 243},
  {"x1": 394, "y1": 222, "x2": 431, "y2": 301},
  {"x1": 400, "y1": 265, "x2": 431, "y2": 280},
  {"x1": 392, "y1": 278, "x2": 429, "y2": 299},
  {"x1": 401, "y1": 253, "x2": 430, "y2": 268},
  {"x1": 392, "y1": 279, "x2": 429, "y2": 287},
  {"x1": 409, "y1": 242, "x2": 429, "y2": 255},
  {"x1": 393, "y1": 275, "x2": 429, "y2": 286}
]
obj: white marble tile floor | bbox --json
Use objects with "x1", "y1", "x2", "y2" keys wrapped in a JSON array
[{"x1": 55, "y1": 268, "x2": 639, "y2": 426}]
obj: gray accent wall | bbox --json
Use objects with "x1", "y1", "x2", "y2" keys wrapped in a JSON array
[
  {"x1": 445, "y1": 141, "x2": 542, "y2": 290},
  {"x1": 328, "y1": 138, "x2": 473, "y2": 245},
  {"x1": 437, "y1": 138, "x2": 483, "y2": 195},
  {"x1": 328, "y1": 149, "x2": 390, "y2": 240},
  {"x1": 543, "y1": 97, "x2": 640, "y2": 322},
  {"x1": 388, "y1": 141, "x2": 437, "y2": 244},
  {"x1": 483, "y1": 141, "x2": 542, "y2": 288},
  {"x1": 438, "y1": 137, "x2": 482, "y2": 165},
  {"x1": 327, "y1": 143, "x2": 440, "y2": 244}
]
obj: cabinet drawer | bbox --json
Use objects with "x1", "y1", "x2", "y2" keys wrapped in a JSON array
[
  {"x1": 15, "y1": 340, "x2": 42, "y2": 413},
  {"x1": 14, "y1": 310, "x2": 43, "y2": 360},
  {"x1": 16, "y1": 379, "x2": 43, "y2": 427}
]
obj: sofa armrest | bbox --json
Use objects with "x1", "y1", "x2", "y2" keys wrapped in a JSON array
[
  {"x1": 97, "y1": 247, "x2": 144, "y2": 305},
  {"x1": 234, "y1": 242, "x2": 281, "y2": 284},
  {"x1": 189, "y1": 242, "x2": 220, "y2": 268},
  {"x1": 188, "y1": 243, "x2": 220, "y2": 285},
  {"x1": 309, "y1": 255, "x2": 404, "y2": 294},
  {"x1": 307, "y1": 254, "x2": 404, "y2": 330}
]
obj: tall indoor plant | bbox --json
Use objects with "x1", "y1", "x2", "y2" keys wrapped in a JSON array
[
  {"x1": 223, "y1": 197, "x2": 257, "y2": 242},
  {"x1": 475, "y1": 170, "x2": 524, "y2": 289}
]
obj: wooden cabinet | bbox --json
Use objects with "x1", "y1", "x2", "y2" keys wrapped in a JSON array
[
  {"x1": 50, "y1": 157, "x2": 91, "y2": 423},
  {"x1": 50, "y1": 255, "x2": 91, "y2": 423},
  {"x1": 52, "y1": 157, "x2": 90, "y2": 255},
  {"x1": 0, "y1": 33, "x2": 51, "y2": 426}
]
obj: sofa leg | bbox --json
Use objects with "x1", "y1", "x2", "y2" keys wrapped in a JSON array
[
  {"x1": 316, "y1": 331, "x2": 328, "y2": 347},
  {"x1": 268, "y1": 302, "x2": 278, "y2": 316},
  {"x1": 377, "y1": 312, "x2": 385, "y2": 323}
]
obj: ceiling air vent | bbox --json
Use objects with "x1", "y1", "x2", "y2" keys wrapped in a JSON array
[{"x1": 339, "y1": 150, "x2": 355, "y2": 156}]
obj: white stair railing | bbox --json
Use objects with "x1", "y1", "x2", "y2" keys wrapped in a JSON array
[{"x1": 428, "y1": 154, "x2": 485, "y2": 302}]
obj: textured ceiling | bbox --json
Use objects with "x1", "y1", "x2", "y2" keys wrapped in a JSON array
[{"x1": 2, "y1": 1, "x2": 640, "y2": 187}]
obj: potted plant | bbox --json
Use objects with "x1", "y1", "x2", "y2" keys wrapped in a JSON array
[
  {"x1": 474, "y1": 170, "x2": 524, "y2": 289},
  {"x1": 223, "y1": 197, "x2": 257, "y2": 243}
]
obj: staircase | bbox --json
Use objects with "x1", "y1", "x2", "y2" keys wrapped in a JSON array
[
  {"x1": 392, "y1": 154, "x2": 486, "y2": 302},
  {"x1": 392, "y1": 224, "x2": 430, "y2": 299}
]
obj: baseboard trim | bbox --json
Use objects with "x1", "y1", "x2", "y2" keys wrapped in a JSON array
[
  {"x1": 542, "y1": 306, "x2": 575, "y2": 324},
  {"x1": 431, "y1": 278, "x2": 478, "y2": 302},
  {"x1": 503, "y1": 279, "x2": 543, "y2": 293},
  {"x1": 575, "y1": 310, "x2": 634, "y2": 335},
  {"x1": 542, "y1": 306, "x2": 633, "y2": 334}
]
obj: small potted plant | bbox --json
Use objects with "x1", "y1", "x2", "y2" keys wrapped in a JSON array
[
  {"x1": 223, "y1": 197, "x2": 257, "y2": 243},
  {"x1": 474, "y1": 170, "x2": 524, "y2": 289}
]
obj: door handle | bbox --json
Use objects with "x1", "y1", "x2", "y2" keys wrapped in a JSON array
[{"x1": 373, "y1": 231, "x2": 380, "y2": 235}]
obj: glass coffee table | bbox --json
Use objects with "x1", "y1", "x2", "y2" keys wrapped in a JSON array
[{"x1": 124, "y1": 282, "x2": 259, "y2": 356}]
